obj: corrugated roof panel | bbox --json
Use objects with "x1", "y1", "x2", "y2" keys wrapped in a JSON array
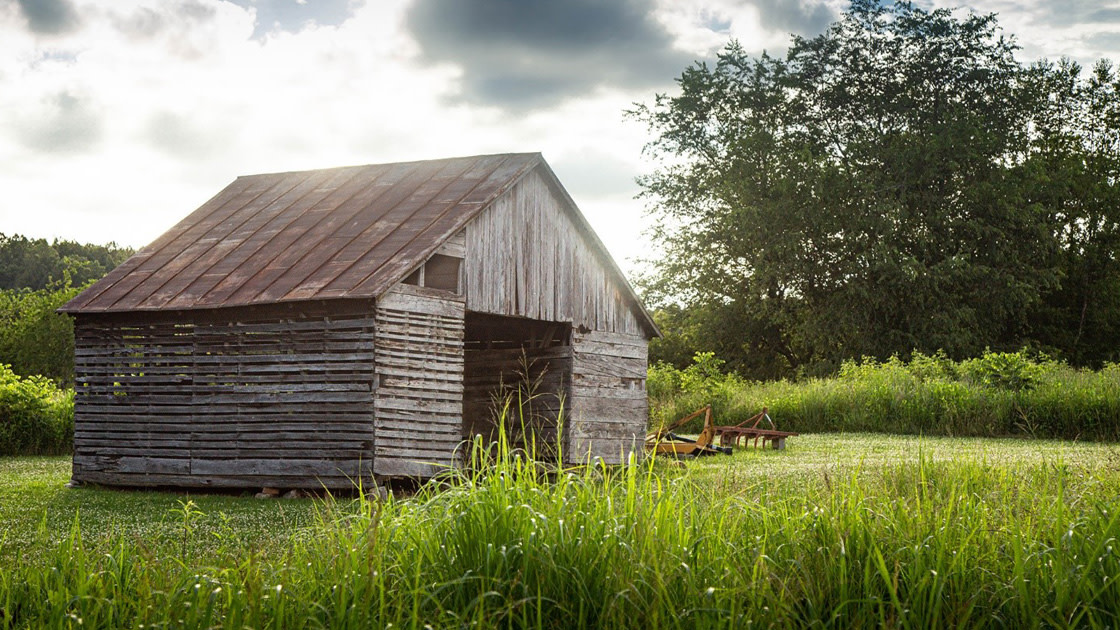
[
  {"x1": 278, "y1": 155, "x2": 488, "y2": 301},
  {"x1": 136, "y1": 169, "x2": 370, "y2": 311},
  {"x1": 334, "y1": 154, "x2": 536, "y2": 298},
  {"x1": 61, "y1": 154, "x2": 542, "y2": 312},
  {"x1": 63, "y1": 174, "x2": 267, "y2": 312}
]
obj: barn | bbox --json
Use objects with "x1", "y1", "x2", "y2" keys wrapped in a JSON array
[{"x1": 60, "y1": 153, "x2": 659, "y2": 489}]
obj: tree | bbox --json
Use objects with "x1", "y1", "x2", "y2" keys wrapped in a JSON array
[
  {"x1": 1022, "y1": 59, "x2": 1120, "y2": 365},
  {"x1": 0, "y1": 284, "x2": 82, "y2": 384},
  {"x1": 633, "y1": 0, "x2": 1118, "y2": 376},
  {"x1": 0, "y1": 233, "x2": 133, "y2": 383},
  {"x1": 0, "y1": 233, "x2": 133, "y2": 291}
]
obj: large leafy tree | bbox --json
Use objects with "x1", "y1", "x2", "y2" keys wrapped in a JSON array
[
  {"x1": 1023, "y1": 59, "x2": 1120, "y2": 365},
  {"x1": 634, "y1": 0, "x2": 1117, "y2": 376}
]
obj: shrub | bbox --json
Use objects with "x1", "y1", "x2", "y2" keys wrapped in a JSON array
[
  {"x1": 649, "y1": 350, "x2": 1120, "y2": 440},
  {"x1": 0, "y1": 284, "x2": 81, "y2": 385},
  {"x1": 0, "y1": 364, "x2": 73, "y2": 455},
  {"x1": 959, "y1": 350, "x2": 1048, "y2": 391}
]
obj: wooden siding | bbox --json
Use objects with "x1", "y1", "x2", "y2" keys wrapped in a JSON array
[
  {"x1": 566, "y1": 329, "x2": 648, "y2": 464},
  {"x1": 71, "y1": 305, "x2": 376, "y2": 488},
  {"x1": 373, "y1": 285, "x2": 465, "y2": 477},
  {"x1": 462, "y1": 168, "x2": 645, "y2": 335}
]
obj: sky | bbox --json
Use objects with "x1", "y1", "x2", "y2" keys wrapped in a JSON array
[{"x1": 2, "y1": 0, "x2": 1119, "y2": 276}]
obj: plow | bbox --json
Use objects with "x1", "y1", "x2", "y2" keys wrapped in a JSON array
[
  {"x1": 644, "y1": 404, "x2": 732, "y2": 457},
  {"x1": 645, "y1": 404, "x2": 799, "y2": 457}
]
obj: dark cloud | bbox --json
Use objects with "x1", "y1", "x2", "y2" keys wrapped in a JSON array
[
  {"x1": 406, "y1": 0, "x2": 696, "y2": 110},
  {"x1": 225, "y1": 0, "x2": 359, "y2": 40},
  {"x1": 15, "y1": 0, "x2": 80, "y2": 34},
  {"x1": 15, "y1": 91, "x2": 102, "y2": 153}
]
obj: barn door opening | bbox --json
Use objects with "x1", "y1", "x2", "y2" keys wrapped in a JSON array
[{"x1": 462, "y1": 313, "x2": 571, "y2": 458}]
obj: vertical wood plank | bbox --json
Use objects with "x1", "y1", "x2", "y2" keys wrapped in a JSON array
[{"x1": 462, "y1": 168, "x2": 645, "y2": 334}]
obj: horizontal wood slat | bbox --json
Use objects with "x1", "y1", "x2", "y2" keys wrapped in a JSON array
[
  {"x1": 72, "y1": 308, "x2": 376, "y2": 488},
  {"x1": 373, "y1": 287, "x2": 465, "y2": 476},
  {"x1": 566, "y1": 329, "x2": 648, "y2": 464}
]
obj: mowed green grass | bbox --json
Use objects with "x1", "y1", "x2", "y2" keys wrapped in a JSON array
[
  {"x1": 3, "y1": 434, "x2": 1120, "y2": 628},
  {"x1": 0, "y1": 457, "x2": 321, "y2": 564},
  {"x1": 689, "y1": 432, "x2": 1120, "y2": 481}
]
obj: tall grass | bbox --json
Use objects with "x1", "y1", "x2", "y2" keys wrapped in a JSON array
[
  {"x1": 4, "y1": 434, "x2": 1120, "y2": 628},
  {"x1": 650, "y1": 350, "x2": 1120, "y2": 440}
]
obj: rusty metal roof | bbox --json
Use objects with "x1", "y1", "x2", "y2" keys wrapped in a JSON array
[
  {"x1": 63, "y1": 153, "x2": 538, "y2": 313},
  {"x1": 61, "y1": 153, "x2": 657, "y2": 335}
]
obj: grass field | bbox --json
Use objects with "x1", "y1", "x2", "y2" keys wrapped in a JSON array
[{"x1": 3, "y1": 434, "x2": 1120, "y2": 628}]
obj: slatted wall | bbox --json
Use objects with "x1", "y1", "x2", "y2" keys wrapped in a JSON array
[
  {"x1": 373, "y1": 285, "x2": 465, "y2": 477},
  {"x1": 566, "y1": 329, "x2": 648, "y2": 464},
  {"x1": 72, "y1": 303, "x2": 376, "y2": 488}
]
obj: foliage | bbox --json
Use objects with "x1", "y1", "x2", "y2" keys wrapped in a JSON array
[
  {"x1": 650, "y1": 349, "x2": 1120, "y2": 440},
  {"x1": 0, "y1": 364, "x2": 73, "y2": 456},
  {"x1": 1022, "y1": 59, "x2": 1120, "y2": 365},
  {"x1": 0, "y1": 284, "x2": 82, "y2": 384},
  {"x1": 4, "y1": 436, "x2": 1120, "y2": 628},
  {"x1": 632, "y1": 0, "x2": 1120, "y2": 378},
  {"x1": 0, "y1": 232, "x2": 128, "y2": 385},
  {"x1": 958, "y1": 350, "x2": 1048, "y2": 391},
  {"x1": 0, "y1": 233, "x2": 132, "y2": 291}
]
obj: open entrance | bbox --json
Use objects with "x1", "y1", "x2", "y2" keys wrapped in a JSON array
[{"x1": 463, "y1": 313, "x2": 571, "y2": 458}]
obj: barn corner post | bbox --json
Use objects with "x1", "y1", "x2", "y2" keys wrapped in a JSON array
[{"x1": 60, "y1": 152, "x2": 658, "y2": 491}]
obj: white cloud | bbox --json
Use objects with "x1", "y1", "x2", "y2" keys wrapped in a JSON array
[
  {"x1": 0, "y1": 0, "x2": 668, "y2": 270},
  {"x1": 1, "y1": 0, "x2": 1119, "y2": 276}
]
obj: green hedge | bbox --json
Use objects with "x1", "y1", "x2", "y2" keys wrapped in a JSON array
[
  {"x1": 649, "y1": 351, "x2": 1120, "y2": 440},
  {"x1": 0, "y1": 364, "x2": 73, "y2": 455}
]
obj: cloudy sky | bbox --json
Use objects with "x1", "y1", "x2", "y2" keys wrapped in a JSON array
[{"x1": 2, "y1": 0, "x2": 1119, "y2": 274}]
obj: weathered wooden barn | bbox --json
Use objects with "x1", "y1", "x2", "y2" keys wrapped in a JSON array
[{"x1": 61, "y1": 153, "x2": 659, "y2": 489}]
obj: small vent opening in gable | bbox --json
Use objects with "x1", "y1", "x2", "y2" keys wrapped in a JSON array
[{"x1": 424, "y1": 254, "x2": 461, "y2": 293}]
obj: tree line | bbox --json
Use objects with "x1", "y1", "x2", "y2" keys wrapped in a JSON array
[
  {"x1": 632, "y1": 0, "x2": 1120, "y2": 379},
  {"x1": 0, "y1": 233, "x2": 132, "y2": 291},
  {"x1": 0, "y1": 234, "x2": 133, "y2": 384}
]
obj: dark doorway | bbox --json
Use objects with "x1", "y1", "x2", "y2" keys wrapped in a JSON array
[{"x1": 462, "y1": 313, "x2": 571, "y2": 457}]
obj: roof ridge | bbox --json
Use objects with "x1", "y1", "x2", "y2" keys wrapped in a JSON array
[{"x1": 236, "y1": 152, "x2": 543, "y2": 180}]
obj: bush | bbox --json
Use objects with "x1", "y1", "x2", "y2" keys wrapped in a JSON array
[
  {"x1": 649, "y1": 350, "x2": 1120, "y2": 440},
  {"x1": 0, "y1": 364, "x2": 74, "y2": 455},
  {"x1": 0, "y1": 284, "x2": 81, "y2": 385}
]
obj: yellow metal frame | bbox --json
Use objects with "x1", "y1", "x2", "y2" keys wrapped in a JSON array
[{"x1": 645, "y1": 404, "x2": 726, "y2": 457}]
